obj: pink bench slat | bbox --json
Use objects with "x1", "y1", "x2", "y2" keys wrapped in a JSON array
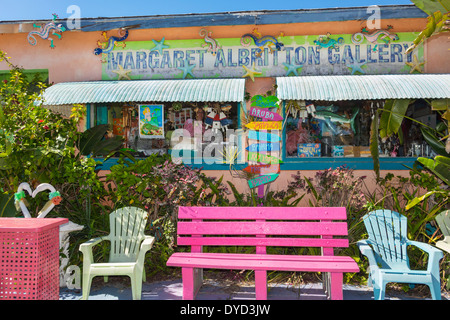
[
  {"x1": 178, "y1": 206, "x2": 347, "y2": 220},
  {"x1": 167, "y1": 252, "x2": 360, "y2": 273},
  {"x1": 177, "y1": 221, "x2": 349, "y2": 236},
  {"x1": 176, "y1": 236, "x2": 349, "y2": 248}
]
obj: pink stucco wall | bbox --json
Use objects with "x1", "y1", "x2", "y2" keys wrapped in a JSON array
[
  {"x1": 0, "y1": 14, "x2": 446, "y2": 198},
  {"x1": 1, "y1": 16, "x2": 448, "y2": 81}
]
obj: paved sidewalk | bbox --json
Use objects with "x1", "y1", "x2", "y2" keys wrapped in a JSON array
[{"x1": 59, "y1": 278, "x2": 448, "y2": 300}]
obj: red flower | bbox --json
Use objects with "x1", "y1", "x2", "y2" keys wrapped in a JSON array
[
  {"x1": 37, "y1": 119, "x2": 44, "y2": 123},
  {"x1": 43, "y1": 125, "x2": 49, "y2": 130}
]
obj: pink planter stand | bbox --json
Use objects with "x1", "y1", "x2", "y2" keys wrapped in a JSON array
[{"x1": 0, "y1": 218, "x2": 67, "y2": 300}]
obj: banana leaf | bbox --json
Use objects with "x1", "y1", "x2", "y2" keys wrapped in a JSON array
[
  {"x1": 406, "y1": 6, "x2": 450, "y2": 53},
  {"x1": 77, "y1": 124, "x2": 124, "y2": 157},
  {"x1": 379, "y1": 99, "x2": 410, "y2": 141},
  {"x1": 370, "y1": 110, "x2": 380, "y2": 179},
  {"x1": 410, "y1": 0, "x2": 450, "y2": 15},
  {"x1": 420, "y1": 126, "x2": 450, "y2": 157},
  {"x1": 0, "y1": 192, "x2": 16, "y2": 217},
  {"x1": 417, "y1": 155, "x2": 450, "y2": 186}
]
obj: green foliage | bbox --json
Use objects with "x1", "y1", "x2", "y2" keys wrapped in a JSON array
[
  {"x1": 406, "y1": 1, "x2": 450, "y2": 54},
  {"x1": 0, "y1": 51, "x2": 108, "y2": 264},
  {"x1": 370, "y1": 108, "x2": 380, "y2": 178},
  {"x1": 379, "y1": 99, "x2": 411, "y2": 142},
  {"x1": 226, "y1": 180, "x2": 303, "y2": 207},
  {"x1": 105, "y1": 154, "x2": 230, "y2": 274},
  {"x1": 0, "y1": 191, "x2": 15, "y2": 217},
  {"x1": 77, "y1": 124, "x2": 124, "y2": 157}
]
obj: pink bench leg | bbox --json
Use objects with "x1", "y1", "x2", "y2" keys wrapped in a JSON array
[
  {"x1": 181, "y1": 267, "x2": 203, "y2": 300},
  {"x1": 329, "y1": 272, "x2": 344, "y2": 300},
  {"x1": 182, "y1": 268, "x2": 195, "y2": 300},
  {"x1": 255, "y1": 270, "x2": 267, "y2": 300}
]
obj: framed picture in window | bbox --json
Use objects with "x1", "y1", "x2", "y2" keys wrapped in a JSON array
[{"x1": 139, "y1": 104, "x2": 164, "y2": 139}]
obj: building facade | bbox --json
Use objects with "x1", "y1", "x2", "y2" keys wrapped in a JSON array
[{"x1": 1, "y1": 4, "x2": 449, "y2": 195}]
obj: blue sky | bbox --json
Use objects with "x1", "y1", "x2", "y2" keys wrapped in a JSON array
[{"x1": 1, "y1": 0, "x2": 413, "y2": 21}]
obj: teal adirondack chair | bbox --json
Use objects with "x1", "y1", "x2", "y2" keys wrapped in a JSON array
[
  {"x1": 435, "y1": 210, "x2": 450, "y2": 254},
  {"x1": 357, "y1": 209, "x2": 443, "y2": 300},
  {"x1": 79, "y1": 207, "x2": 155, "y2": 300}
]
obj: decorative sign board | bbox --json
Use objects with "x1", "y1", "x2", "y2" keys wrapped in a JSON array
[
  {"x1": 248, "y1": 130, "x2": 281, "y2": 142},
  {"x1": 246, "y1": 142, "x2": 280, "y2": 152},
  {"x1": 248, "y1": 152, "x2": 282, "y2": 164},
  {"x1": 245, "y1": 121, "x2": 282, "y2": 130},
  {"x1": 243, "y1": 164, "x2": 280, "y2": 174},
  {"x1": 102, "y1": 32, "x2": 423, "y2": 80},
  {"x1": 249, "y1": 107, "x2": 283, "y2": 121},
  {"x1": 297, "y1": 143, "x2": 321, "y2": 157},
  {"x1": 248, "y1": 173, "x2": 280, "y2": 189}
]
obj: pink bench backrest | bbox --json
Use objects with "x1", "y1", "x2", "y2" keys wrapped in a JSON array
[{"x1": 176, "y1": 206, "x2": 349, "y2": 250}]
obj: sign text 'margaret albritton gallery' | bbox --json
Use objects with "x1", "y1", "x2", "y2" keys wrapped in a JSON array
[{"x1": 102, "y1": 31, "x2": 422, "y2": 80}]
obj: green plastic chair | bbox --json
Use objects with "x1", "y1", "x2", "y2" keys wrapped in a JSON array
[
  {"x1": 357, "y1": 209, "x2": 443, "y2": 300},
  {"x1": 435, "y1": 210, "x2": 450, "y2": 254},
  {"x1": 79, "y1": 207, "x2": 155, "y2": 300}
]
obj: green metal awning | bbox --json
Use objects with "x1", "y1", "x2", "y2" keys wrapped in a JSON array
[
  {"x1": 42, "y1": 78, "x2": 245, "y2": 105},
  {"x1": 276, "y1": 74, "x2": 450, "y2": 101}
]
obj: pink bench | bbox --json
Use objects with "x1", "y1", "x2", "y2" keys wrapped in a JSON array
[{"x1": 166, "y1": 206, "x2": 359, "y2": 300}]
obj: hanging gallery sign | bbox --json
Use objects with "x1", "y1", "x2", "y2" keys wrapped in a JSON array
[
  {"x1": 138, "y1": 105, "x2": 164, "y2": 139},
  {"x1": 102, "y1": 30, "x2": 423, "y2": 80}
]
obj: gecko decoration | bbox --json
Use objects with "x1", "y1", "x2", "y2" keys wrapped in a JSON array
[
  {"x1": 94, "y1": 28, "x2": 129, "y2": 63},
  {"x1": 313, "y1": 33, "x2": 344, "y2": 49},
  {"x1": 199, "y1": 28, "x2": 221, "y2": 55},
  {"x1": 204, "y1": 103, "x2": 232, "y2": 132},
  {"x1": 27, "y1": 13, "x2": 66, "y2": 49},
  {"x1": 14, "y1": 182, "x2": 62, "y2": 219},
  {"x1": 241, "y1": 28, "x2": 285, "y2": 57},
  {"x1": 351, "y1": 26, "x2": 399, "y2": 45}
]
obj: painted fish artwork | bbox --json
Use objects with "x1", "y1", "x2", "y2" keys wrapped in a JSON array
[
  {"x1": 248, "y1": 173, "x2": 279, "y2": 189},
  {"x1": 248, "y1": 130, "x2": 281, "y2": 142},
  {"x1": 249, "y1": 107, "x2": 283, "y2": 121},
  {"x1": 27, "y1": 13, "x2": 66, "y2": 48},
  {"x1": 246, "y1": 142, "x2": 280, "y2": 152}
]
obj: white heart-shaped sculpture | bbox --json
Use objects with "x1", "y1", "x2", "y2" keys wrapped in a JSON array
[{"x1": 15, "y1": 182, "x2": 62, "y2": 218}]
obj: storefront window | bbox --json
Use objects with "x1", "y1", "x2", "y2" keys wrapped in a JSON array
[
  {"x1": 284, "y1": 99, "x2": 439, "y2": 159},
  {"x1": 91, "y1": 102, "x2": 240, "y2": 161}
]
